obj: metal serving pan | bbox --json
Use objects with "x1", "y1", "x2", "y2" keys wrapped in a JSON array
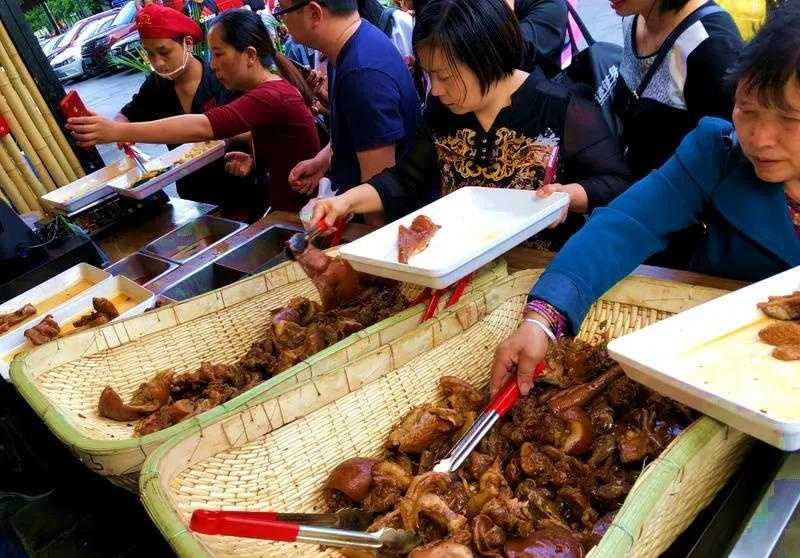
[{"x1": 142, "y1": 216, "x2": 246, "y2": 264}]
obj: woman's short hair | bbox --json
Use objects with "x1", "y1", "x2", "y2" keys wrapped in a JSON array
[
  {"x1": 728, "y1": 1, "x2": 800, "y2": 110},
  {"x1": 412, "y1": 0, "x2": 522, "y2": 96}
]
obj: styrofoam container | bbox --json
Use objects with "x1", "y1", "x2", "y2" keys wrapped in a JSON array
[
  {"x1": 1, "y1": 276, "x2": 154, "y2": 378},
  {"x1": 0, "y1": 263, "x2": 111, "y2": 336},
  {"x1": 339, "y1": 187, "x2": 569, "y2": 289},
  {"x1": 608, "y1": 266, "x2": 800, "y2": 450},
  {"x1": 108, "y1": 141, "x2": 225, "y2": 200},
  {"x1": 41, "y1": 158, "x2": 134, "y2": 213}
]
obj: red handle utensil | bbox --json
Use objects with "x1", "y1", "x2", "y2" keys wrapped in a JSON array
[{"x1": 432, "y1": 361, "x2": 546, "y2": 474}]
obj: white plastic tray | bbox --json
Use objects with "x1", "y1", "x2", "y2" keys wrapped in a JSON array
[
  {"x1": 0, "y1": 263, "x2": 111, "y2": 337},
  {"x1": 108, "y1": 141, "x2": 225, "y2": 200},
  {"x1": 608, "y1": 266, "x2": 800, "y2": 450},
  {"x1": 1, "y1": 276, "x2": 154, "y2": 378},
  {"x1": 40, "y1": 158, "x2": 134, "y2": 213},
  {"x1": 339, "y1": 187, "x2": 569, "y2": 289}
]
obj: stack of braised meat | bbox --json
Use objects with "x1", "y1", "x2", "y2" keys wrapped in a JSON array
[
  {"x1": 98, "y1": 247, "x2": 408, "y2": 436},
  {"x1": 758, "y1": 291, "x2": 800, "y2": 361},
  {"x1": 0, "y1": 304, "x2": 37, "y2": 334},
  {"x1": 323, "y1": 339, "x2": 695, "y2": 558},
  {"x1": 23, "y1": 297, "x2": 120, "y2": 346}
]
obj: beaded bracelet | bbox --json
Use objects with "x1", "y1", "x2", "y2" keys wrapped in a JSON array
[{"x1": 524, "y1": 299, "x2": 567, "y2": 339}]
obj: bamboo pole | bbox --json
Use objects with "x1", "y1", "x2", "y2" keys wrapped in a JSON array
[
  {"x1": 0, "y1": 38, "x2": 77, "y2": 183},
  {"x1": 0, "y1": 87, "x2": 58, "y2": 191},
  {"x1": 2, "y1": 134, "x2": 47, "y2": 197},
  {"x1": 0, "y1": 22, "x2": 84, "y2": 179},
  {"x1": 0, "y1": 70, "x2": 69, "y2": 189},
  {"x1": 0, "y1": 153, "x2": 32, "y2": 213},
  {"x1": 0, "y1": 140, "x2": 42, "y2": 212}
]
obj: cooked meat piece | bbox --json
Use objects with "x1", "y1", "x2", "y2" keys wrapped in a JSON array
[
  {"x1": 398, "y1": 215, "x2": 441, "y2": 264},
  {"x1": 466, "y1": 451, "x2": 496, "y2": 482},
  {"x1": 583, "y1": 511, "x2": 615, "y2": 548},
  {"x1": 409, "y1": 541, "x2": 475, "y2": 558},
  {"x1": 606, "y1": 376, "x2": 641, "y2": 410},
  {"x1": 24, "y1": 315, "x2": 60, "y2": 345},
  {"x1": 73, "y1": 298, "x2": 119, "y2": 328},
  {"x1": 556, "y1": 407, "x2": 594, "y2": 456},
  {"x1": 472, "y1": 514, "x2": 506, "y2": 556},
  {"x1": 363, "y1": 460, "x2": 413, "y2": 513},
  {"x1": 759, "y1": 321, "x2": 800, "y2": 346},
  {"x1": 758, "y1": 291, "x2": 800, "y2": 320},
  {"x1": 387, "y1": 404, "x2": 464, "y2": 454},
  {"x1": 440, "y1": 376, "x2": 485, "y2": 412},
  {"x1": 130, "y1": 370, "x2": 173, "y2": 409},
  {"x1": 98, "y1": 387, "x2": 154, "y2": 421},
  {"x1": 238, "y1": 338, "x2": 276, "y2": 374},
  {"x1": 773, "y1": 345, "x2": 800, "y2": 361},
  {"x1": 0, "y1": 304, "x2": 37, "y2": 334},
  {"x1": 399, "y1": 472, "x2": 454, "y2": 531},
  {"x1": 548, "y1": 367, "x2": 624, "y2": 414},
  {"x1": 504, "y1": 528, "x2": 585, "y2": 558},
  {"x1": 134, "y1": 399, "x2": 195, "y2": 436},
  {"x1": 294, "y1": 246, "x2": 364, "y2": 310},
  {"x1": 617, "y1": 425, "x2": 650, "y2": 464},
  {"x1": 325, "y1": 457, "x2": 376, "y2": 509},
  {"x1": 93, "y1": 297, "x2": 119, "y2": 319}
]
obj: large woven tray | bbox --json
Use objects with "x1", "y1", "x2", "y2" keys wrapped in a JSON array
[
  {"x1": 9, "y1": 255, "x2": 507, "y2": 491},
  {"x1": 140, "y1": 270, "x2": 754, "y2": 558}
]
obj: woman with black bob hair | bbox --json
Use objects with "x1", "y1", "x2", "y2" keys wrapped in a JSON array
[
  {"x1": 68, "y1": 9, "x2": 320, "y2": 217},
  {"x1": 491, "y1": 2, "x2": 800, "y2": 398},
  {"x1": 311, "y1": 0, "x2": 631, "y2": 249}
]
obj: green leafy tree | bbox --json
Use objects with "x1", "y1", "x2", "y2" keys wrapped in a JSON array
[{"x1": 24, "y1": 0, "x2": 110, "y2": 35}]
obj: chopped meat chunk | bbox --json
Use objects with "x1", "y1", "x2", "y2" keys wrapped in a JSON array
[
  {"x1": 398, "y1": 215, "x2": 441, "y2": 264},
  {"x1": 759, "y1": 321, "x2": 800, "y2": 346},
  {"x1": 0, "y1": 304, "x2": 37, "y2": 334},
  {"x1": 758, "y1": 291, "x2": 800, "y2": 320},
  {"x1": 24, "y1": 315, "x2": 60, "y2": 345}
]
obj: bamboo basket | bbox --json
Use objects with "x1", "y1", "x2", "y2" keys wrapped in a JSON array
[
  {"x1": 139, "y1": 270, "x2": 754, "y2": 558},
  {"x1": 10, "y1": 256, "x2": 507, "y2": 491}
]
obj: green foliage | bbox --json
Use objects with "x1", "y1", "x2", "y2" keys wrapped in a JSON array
[
  {"x1": 24, "y1": 0, "x2": 110, "y2": 35},
  {"x1": 109, "y1": 45, "x2": 152, "y2": 75}
]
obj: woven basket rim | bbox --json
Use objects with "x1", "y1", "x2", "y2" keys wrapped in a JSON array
[
  {"x1": 8, "y1": 259, "x2": 508, "y2": 454},
  {"x1": 138, "y1": 269, "x2": 736, "y2": 558}
]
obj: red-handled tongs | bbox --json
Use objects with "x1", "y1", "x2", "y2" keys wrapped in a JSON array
[
  {"x1": 432, "y1": 362, "x2": 547, "y2": 474},
  {"x1": 414, "y1": 272, "x2": 476, "y2": 323},
  {"x1": 286, "y1": 217, "x2": 347, "y2": 255},
  {"x1": 190, "y1": 509, "x2": 420, "y2": 556},
  {"x1": 122, "y1": 144, "x2": 148, "y2": 175}
]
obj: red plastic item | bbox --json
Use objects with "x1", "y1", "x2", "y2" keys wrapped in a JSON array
[
  {"x1": 59, "y1": 90, "x2": 90, "y2": 120},
  {"x1": 543, "y1": 145, "x2": 560, "y2": 186},
  {"x1": 445, "y1": 273, "x2": 474, "y2": 308},
  {"x1": 411, "y1": 287, "x2": 432, "y2": 307},
  {"x1": 0, "y1": 114, "x2": 9, "y2": 138},
  {"x1": 420, "y1": 289, "x2": 444, "y2": 323},
  {"x1": 190, "y1": 510, "x2": 299, "y2": 541},
  {"x1": 488, "y1": 361, "x2": 547, "y2": 416}
]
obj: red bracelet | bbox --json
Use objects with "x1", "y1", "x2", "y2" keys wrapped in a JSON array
[{"x1": 524, "y1": 299, "x2": 567, "y2": 338}]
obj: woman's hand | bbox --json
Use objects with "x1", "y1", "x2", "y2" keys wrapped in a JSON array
[
  {"x1": 307, "y1": 69, "x2": 329, "y2": 110},
  {"x1": 67, "y1": 113, "x2": 122, "y2": 148},
  {"x1": 490, "y1": 313, "x2": 552, "y2": 398},
  {"x1": 224, "y1": 152, "x2": 254, "y2": 178},
  {"x1": 310, "y1": 194, "x2": 352, "y2": 229},
  {"x1": 289, "y1": 150, "x2": 329, "y2": 195},
  {"x1": 536, "y1": 183, "x2": 589, "y2": 228}
]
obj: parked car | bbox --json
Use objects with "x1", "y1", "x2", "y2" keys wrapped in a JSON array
[
  {"x1": 82, "y1": 1, "x2": 139, "y2": 77},
  {"x1": 47, "y1": 9, "x2": 117, "y2": 62},
  {"x1": 39, "y1": 34, "x2": 64, "y2": 57},
  {"x1": 108, "y1": 31, "x2": 142, "y2": 68},
  {"x1": 50, "y1": 12, "x2": 117, "y2": 82}
]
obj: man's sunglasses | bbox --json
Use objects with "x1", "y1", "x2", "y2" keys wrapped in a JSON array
[{"x1": 272, "y1": 0, "x2": 325, "y2": 18}]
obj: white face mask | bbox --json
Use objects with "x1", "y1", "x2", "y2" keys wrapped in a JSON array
[{"x1": 151, "y1": 40, "x2": 191, "y2": 81}]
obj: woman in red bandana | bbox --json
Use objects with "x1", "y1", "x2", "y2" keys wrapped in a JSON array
[{"x1": 69, "y1": 8, "x2": 320, "y2": 216}]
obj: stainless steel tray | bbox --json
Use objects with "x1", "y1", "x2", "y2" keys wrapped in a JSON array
[
  {"x1": 160, "y1": 262, "x2": 248, "y2": 302},
  {"x1": 105, "y1": 252, "x2": 178, "y2": 286},
  {"x1": 108, "y1": 141, "x2": 226, "y2": 200},
  {"x1": 215, "y1": 224, "x2": 303, "y2": 275},
  {"x1": 40, "y1": 158, "x2": 133, "y2": 213},
  {"x1": 141, "y1": 215, "x2": 246, "y2": 264}
]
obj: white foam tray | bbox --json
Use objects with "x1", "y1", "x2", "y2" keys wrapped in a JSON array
[
  {"x1": 0, "y1": 263, "x2": 111, "y2": 337},
  {"x1": 608, "y1": 266, "x2": 800, "y2": 450},
  {"x1": 339, "y1": 187, "x2": 569, "y2": 289},
  {"x1": 1, "y1": 276, "x2": 154, "y2": 379},
  {"x1": 108, "y1": 141, "x2": 226, "y2": 200},
  {"x1": 41, "y1": 158, "x2": 134, "y2": 213}
]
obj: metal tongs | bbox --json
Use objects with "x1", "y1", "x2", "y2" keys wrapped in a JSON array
[
  {"x1": 286, "y1": 217, "x2": 346, "y2": 257},
  {"x1": 122, "y1": 144, "x2": 150, "y2": 175},
  {"x1": 433, "y1": 362, "x2": 547, "y2": 474},
  {"x1": 190, "y1": 509, "x2": 420, "y2": 556}
]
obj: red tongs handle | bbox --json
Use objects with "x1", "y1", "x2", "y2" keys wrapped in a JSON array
[
  {"x1": 190, "y1": 509, "x2": 299, "y2": 541},
  {"x1": 489, "y1": 361, "x2": 547, "y2": 416}
]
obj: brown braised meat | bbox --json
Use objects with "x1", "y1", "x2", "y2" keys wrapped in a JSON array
[
  {"x1": 773, "y1": 345, "x2": 800, "y2": 361},
  {"x1": 759, "y1": 321, "x2": 800, "y2": 346},
  {"x1": 73, "y1": 297, "x2": 119, "y2": 329},
  {"x1": 24, "y1": 315, "x2": 61, "y2": 346},
  {"x1": 322, "y1": 342, "x2": 694, "y2": 556},
  {"x1": 98, "y1": 270, "x2": 408, "y2": 436},
  {"x1": 758, "y1": 291, "x2": 800, "y2": 320},
  {"x1": 0, "y1": 304, "x2": 37, "y2": 334},
  {"x1": 98, "y1": 370, "x2": 173, "y2": 421},
  {"x1": 398, "y1": 215, "x2": 441, "y2": 264},
  {"x1": 293, "y1": 246, "x2": 364, "y2": 310}
]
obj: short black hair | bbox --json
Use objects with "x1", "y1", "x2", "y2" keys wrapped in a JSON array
[
  {"x1": 728, "y1": 1, "x2": 800, "y2": 110},
  {"x1": 323, "y1": 0, "x2": 357, "y2": 15},
  {"x1": 413, "y1": 0, "x2": 521, "y2": 96}
]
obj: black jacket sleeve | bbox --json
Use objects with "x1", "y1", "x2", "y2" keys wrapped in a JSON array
[
  {"x1": 515, "y1": 0, "x2": 568, "y2": 77},
  {"x1": 369, "y1": 124, "x2": 439, "y2": 222},
  {"x1": 561, "y1": 90, "x2": 633, "y2": 209}
]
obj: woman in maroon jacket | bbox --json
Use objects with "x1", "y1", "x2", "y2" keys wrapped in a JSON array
[{"x1": 68, "y1": 9, "x2": 320, "y2": 214}]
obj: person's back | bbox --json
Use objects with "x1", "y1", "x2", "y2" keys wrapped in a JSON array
[{"x1": 327, "y1": 20, "x2": 419, "y2": 192}]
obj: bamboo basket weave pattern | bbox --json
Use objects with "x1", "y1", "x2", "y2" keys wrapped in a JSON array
[
  {"x1": 10, "y1": 257, "x2": 507, "y2": 490},
  {"x1": 140, "y1": 270, "x2": 752, "y2": 558}
]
